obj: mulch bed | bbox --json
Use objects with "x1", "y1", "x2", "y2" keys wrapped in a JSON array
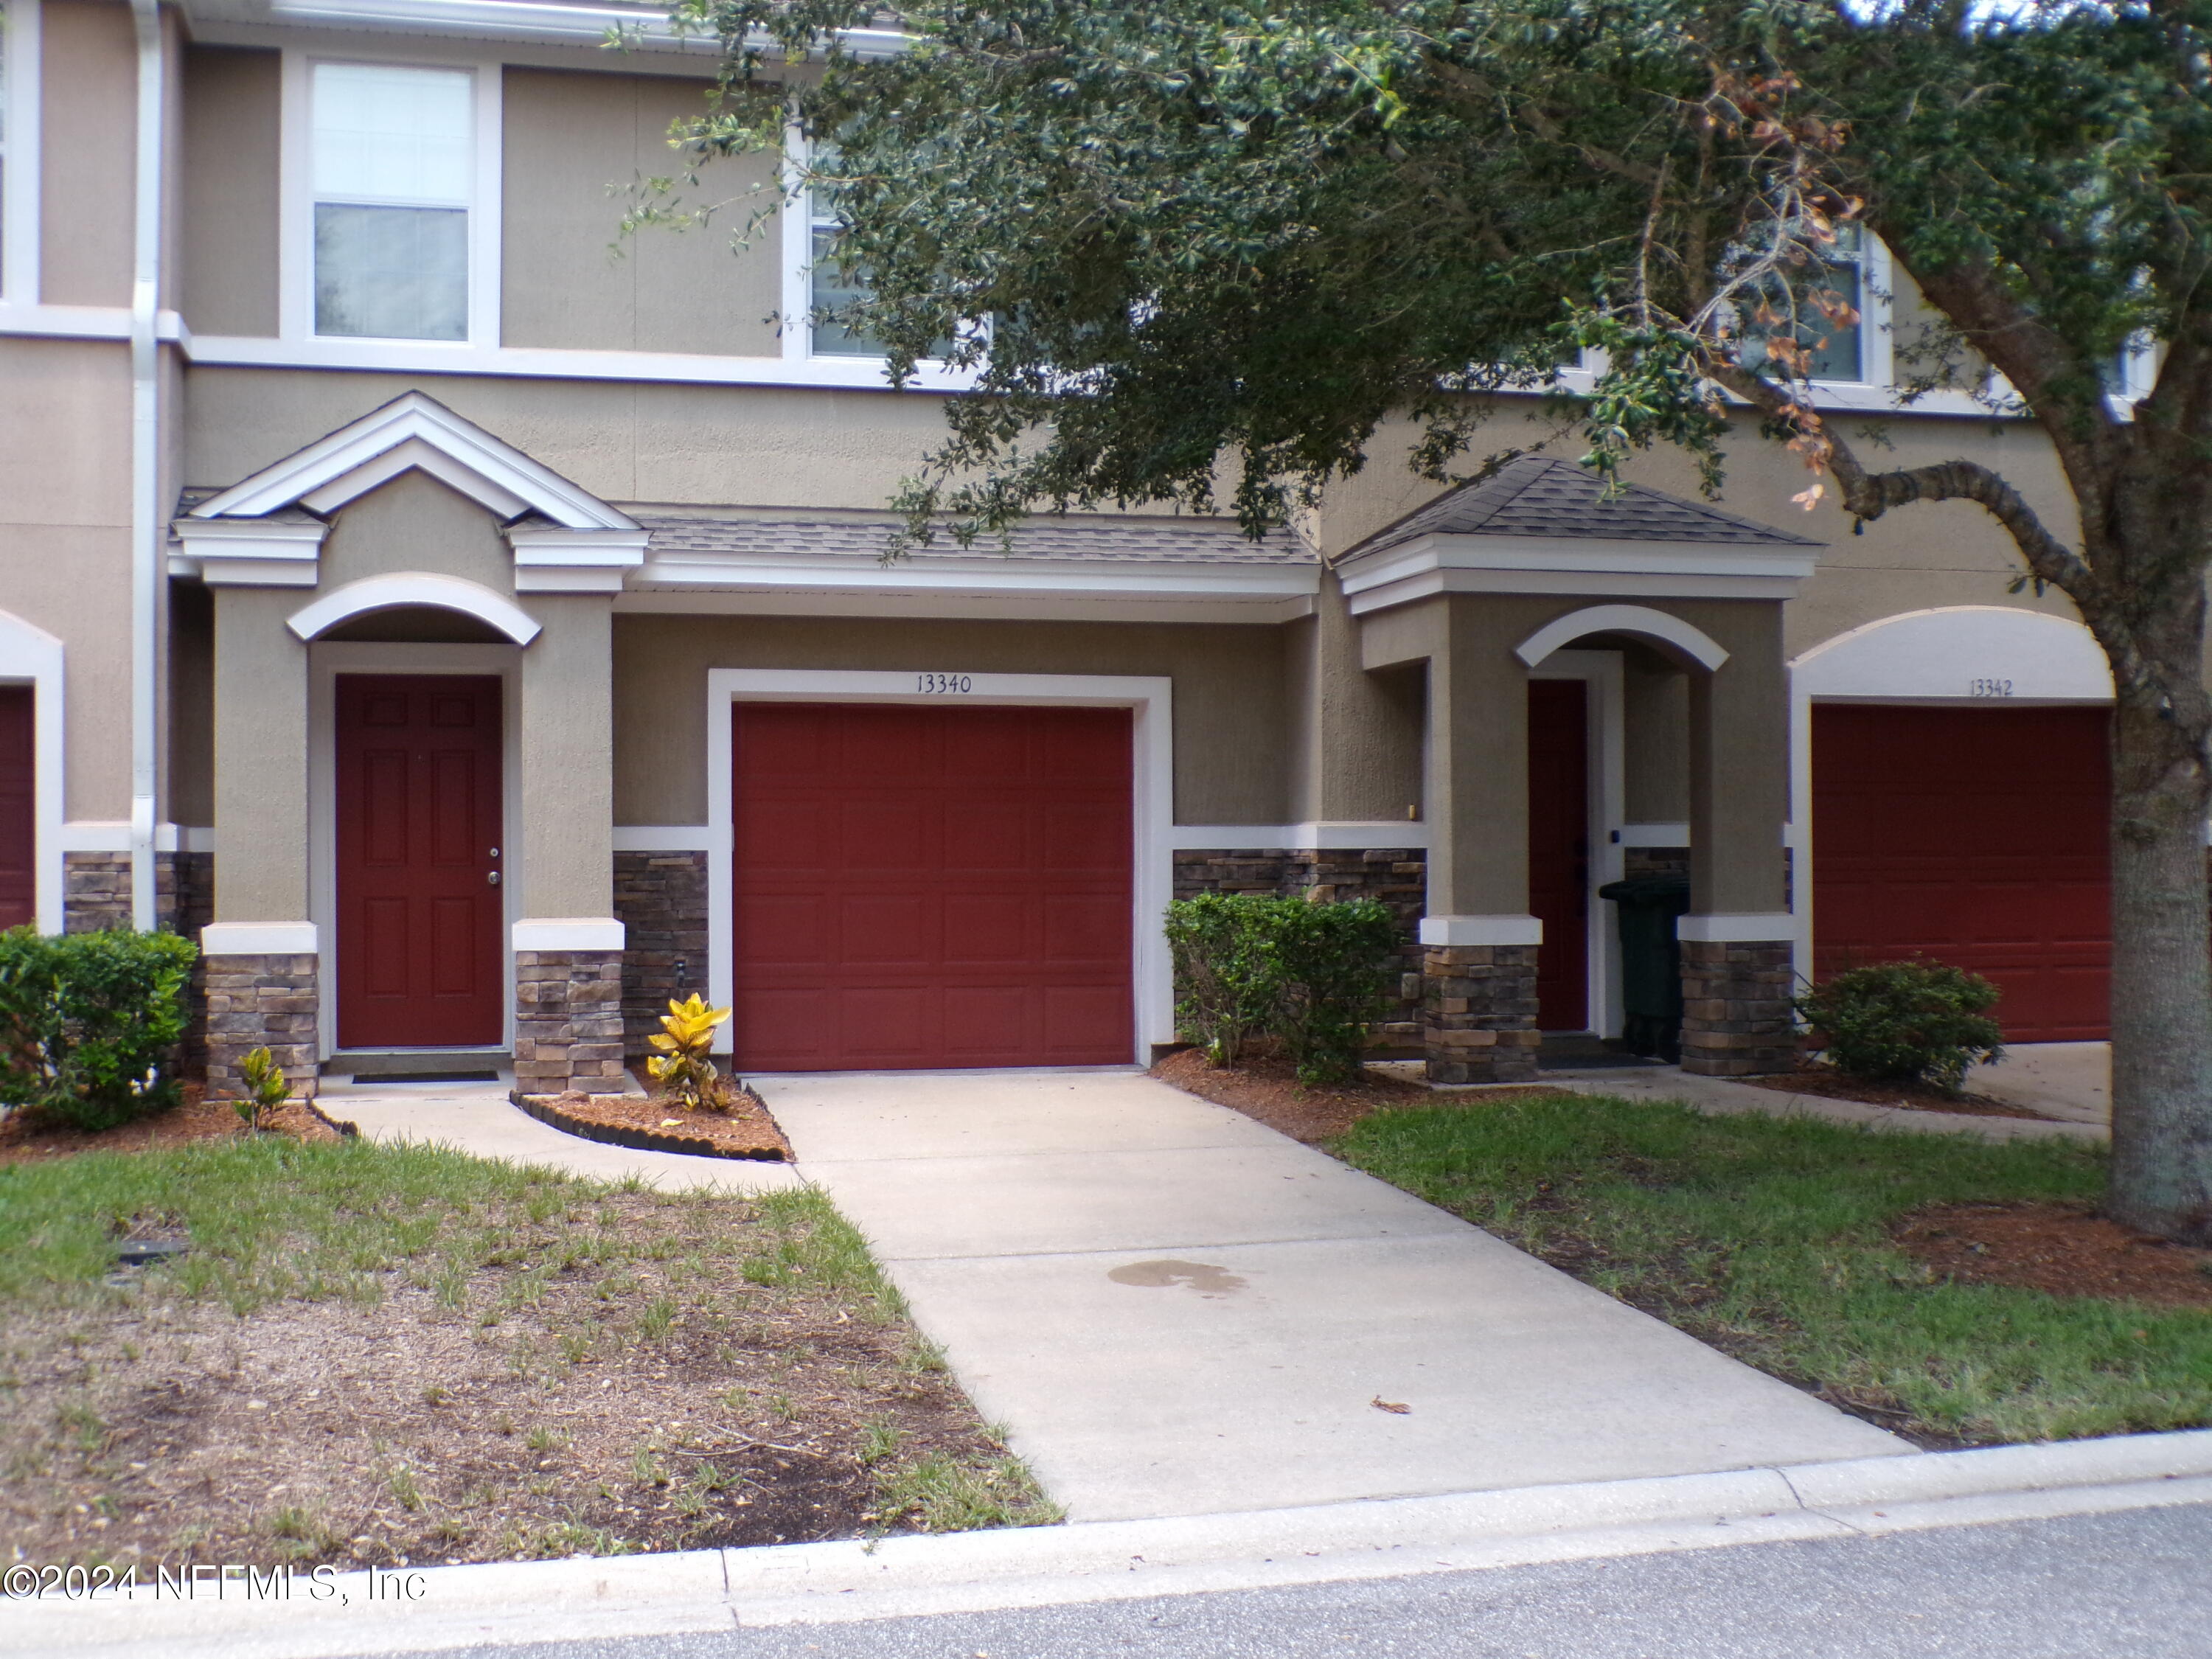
[
  {"x1": 519, "y1": 1087, "x2": 792, "y2": 1161},
  {"x1": 0, "y1": 1088, "x2": 343, "y2": 1166},
  {"x1": 1896, "y1": 1201, "x2": 2212, "y2": 1310},
  {"x1": 1737, "y1": 1062, "x2": 2051, "y2": 1121},
  {"x1": 1152, "y1": 1046, "x2": 1575, "y2": 1145}
]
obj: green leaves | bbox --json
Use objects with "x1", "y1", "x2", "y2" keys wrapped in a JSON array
[
  {"x1": 1165, "y1": 892, "x2": 1400, "y2": 1084},
  {"x1": 1795, "y1": 959, "x2": 2007, "y2": 1095},
  {"x1": 0, "y1": 926, "x2": 198, "y2": 1132},
  {"x1": 647, "y1": 0, "x2": 2208, "y2": 550}
]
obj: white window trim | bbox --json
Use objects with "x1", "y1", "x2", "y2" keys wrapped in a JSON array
[
  {"x1": 705, "y1": 668, "x2": 1175, "y2": 1065},
  {"x1": 0, "y1": 0, "x2": 41, "y2": 307},
  {"x1": 0, "y1": 607, "x2": 64, "y2": 933},
  {"x1": 279, "y1": 48, "x2": 503, "y2": 348},
  {"x1": 308, "y1": 641, "x2": 522, "y2": 1058},
  {"x1": 779, "y1": 126, "x2": 970, "y2": 369}
]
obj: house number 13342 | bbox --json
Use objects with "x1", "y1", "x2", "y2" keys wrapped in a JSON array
[
  {"x1": 916, "y1": 673, "x2": 973, "y2": 694},
  {"x1": 1969, "y1": 677, "x2": 2015, "y2": 698}
]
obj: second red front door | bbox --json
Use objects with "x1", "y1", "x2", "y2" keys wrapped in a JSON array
[
  {"x1": 335, "y1": 675, "x2": 505, "y2": 1049},
  {"x1": 1528, "y1": 678, "x2": 1590, "y2": 1032}
]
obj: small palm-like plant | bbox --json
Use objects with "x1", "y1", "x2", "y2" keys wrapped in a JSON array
[
  {"x1": 647, "y1": 994, "x2": 733, "y2": 1112},
  {"x1": 235, "y1": 1045, "x2": 291, "y2": 1131}
]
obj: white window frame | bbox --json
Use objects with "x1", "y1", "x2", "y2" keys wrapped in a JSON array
[
  {"x1": 0, "y1": 0, "x2": 42, "y2": 307},
  {"x1": 279, "y1": 49, "x2": 502, "y2": 349},
  {"x1": 1735, "y1": 226, "x2": 1892, "y2": 394},
  {"x1": 779, "y1": 127, "x2": 965, "y2": 368}
]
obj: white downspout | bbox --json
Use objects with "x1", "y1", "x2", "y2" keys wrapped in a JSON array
[{"x1": 127, "y1": 0, "x2": 163, "y2": 930}]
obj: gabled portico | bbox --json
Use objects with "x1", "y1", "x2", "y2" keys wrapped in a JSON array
[
  {"x1": 178, "y1": 393, "x2": 639, "y2": 1099},
  {"x1": 1339, "y1": 458, "x2": 1822, "y2": 1082}
]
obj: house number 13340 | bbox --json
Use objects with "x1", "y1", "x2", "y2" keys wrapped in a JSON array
[{"x1": 916, "y1": 674, "x2": 973, "y2": 694}]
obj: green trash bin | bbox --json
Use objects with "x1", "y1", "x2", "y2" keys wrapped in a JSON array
[{"x1": 1596, "y1": 874, "x2": 1691, "y2": 1062}]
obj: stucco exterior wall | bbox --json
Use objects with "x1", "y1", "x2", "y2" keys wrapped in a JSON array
[
  {"x1": 1310, "y1": 400, "x2": 2091, "y2": 663},
  {"x1": 210, "y1": 585, "x2": 310, "y2": 922},
  {"x1": 1284, "y1": 571, "x2": 1425, "y2": 824},
  {"x1": 610, "y1": 613, "x2": 1290, "y2": 828},
  {"x1": 39, "y1": 0, "x2": 136, "y2": 308},
  {"x1": 167, "y1": 578, "x2": 215, "y2": 828},
  {"x1": 0, "y1": 338, "x2": 134, "y2": 819},
  {"x1": 519, "y1": 594, "x2": 614, "y2": 921},
  {"x1": 318, "y1": 470, "x2": 518, "y2": 596},
  {"x1": 501, "y1": 69, "x2": 781, "y2": 358},
  {"x1": 183, "y1": 369, "x2": 957, "y2": 510},
  {"x1": 178, "y1": 45, "x2": 280, "y2": 338}
]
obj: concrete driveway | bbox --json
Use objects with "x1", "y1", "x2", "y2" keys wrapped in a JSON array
[{"x1": 757, "y1": 1068, "x2": 1907, "y2": 1523}]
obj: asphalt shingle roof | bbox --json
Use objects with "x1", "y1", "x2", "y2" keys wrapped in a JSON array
[
  {"x1": 1348, "y1": 456, "x2": 1822, "y2": 559},
  {"x1": 631, "y1": 509, "x2": 1311, "y2": 566}
]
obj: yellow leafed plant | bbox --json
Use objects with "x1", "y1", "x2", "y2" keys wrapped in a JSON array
[{"x1": 647, "y1": 993, "x2": 732, "y2": 1111}]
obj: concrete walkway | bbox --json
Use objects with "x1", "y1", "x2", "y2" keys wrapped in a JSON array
[
  {"x1": 316, "y1": 1075, "x2": 805, "y2": 1194},
  {"x1": 755, "y1": 1068, "x2": 1907, "y2": 1524}
]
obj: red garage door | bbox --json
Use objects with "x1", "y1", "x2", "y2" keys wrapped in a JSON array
[
  {"x1": 732, "y1": 702, "x2": 1134, "y2": 1071},
  {"x1": 1812, "y1": 704, "x2": 2110, "y2": 1041}
]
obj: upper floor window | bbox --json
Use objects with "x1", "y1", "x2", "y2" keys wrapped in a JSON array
[
  {"x1": 311, "y1": 63, "x2": 473, "y2": 341},
  {"x1": 1739, "y1": 224, "x2": 1869, "y2": 384},
  {"x1": 804, "y1": 163, "x2": 882, "y2": 358}
]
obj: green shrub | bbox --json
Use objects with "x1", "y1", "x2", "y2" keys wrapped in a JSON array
[
  {"x1": 1164, "y1": 893, "x2": 1284, "y2": 1068},
  {"x1": 0, "y1": 927, "x2": 198, "y2": 1130},
  {"x1": 1793, "y1": 959, "x2": 2005, "y2": 1094},
  {"x1": 1165, "y1": 894, "x2": 1400, "y2": 1085}
]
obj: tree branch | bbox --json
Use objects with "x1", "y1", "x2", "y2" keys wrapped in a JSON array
[{"x1": 1705, "y1": 359, "x2": 2097, "y2": 599}]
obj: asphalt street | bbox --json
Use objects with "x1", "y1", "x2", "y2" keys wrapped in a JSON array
[{"x1": 389, "y1": 1500, "x2": 2212, "y2": 1659}]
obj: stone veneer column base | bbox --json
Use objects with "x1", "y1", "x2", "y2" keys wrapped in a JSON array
[
  {"x1": 205, "y1": 954, "x2": 320, "y2": 1102},
  {"x1": 1679, "y1": 939, "x2": 1796, "y2": 1076},
  {"x1": 1422, "y1": 944, "x2": 1541, "y2": 1085},
  {"x1": 63, "y1": 852, "x2": 134, "y2": 933},
  {"x1": 515, "y1": 950, "x2": 627, "y2": 1095}
]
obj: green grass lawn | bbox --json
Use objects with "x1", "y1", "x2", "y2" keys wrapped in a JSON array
[
  {"x1": 0, "y1": 1135, "x2": 1056, "y2": 1569},
  {"x1": 1335, "y1": 1094, "x2": 2212, "y2": 1446}
]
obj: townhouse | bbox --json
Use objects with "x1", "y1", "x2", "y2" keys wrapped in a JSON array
[{"x1": 0, "y1": 0, "x2": 2121, "y2": 1096}]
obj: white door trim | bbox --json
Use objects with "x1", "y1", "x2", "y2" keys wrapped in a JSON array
[
  {"x1": 309, "y1": 642, "x2": 521, "y2": 1057},
  {"x1": 1530, "y1": 650, "x2": 1627, "y2": 1039},
  {"x1": 706, "y1": 668, "x2": 1176, "y2": 1064}
]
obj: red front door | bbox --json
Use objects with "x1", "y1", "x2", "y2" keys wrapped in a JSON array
[
  {"x1": 732, "y1": 702, "x2": 1135, "y2": 1071},
  {"x1": 0, "y1": 686, "x2": 32, "y2": 931},
  {"x1": 335, "y1": 675, "x2": 504, "y2": 1048},
  {"x1": 1812, "y1": 704, "x2": 2110, "y2": 1041},
  {"x1": 1528, "y1": 678, "x2": 1590, "y2": 1032}
]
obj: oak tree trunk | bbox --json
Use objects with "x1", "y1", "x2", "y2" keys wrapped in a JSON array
[{"x1": 2102, "y1": 584, "x2": 2212, "y2": 1245}]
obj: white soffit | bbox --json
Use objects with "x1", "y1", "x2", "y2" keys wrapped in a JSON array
[
  {"x1": 1340, "y1": 532, "x2": 1819, "y2": 613},
  {"x1": 1792, "y1": 605, "x2": 2112, "y2": 702}
]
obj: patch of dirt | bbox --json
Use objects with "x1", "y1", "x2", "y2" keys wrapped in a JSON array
[
  {"x1": 0, "y1": 1195, "x2": 1030, "y2": 1571},
  {"x1": 1737, "y1": 1062, "x2": 2051, "y2": 1120},
  {"x1": 1152, "y1": 1046, "x2": 1575, "y2": 1144},
  {"x1": 0, "y1": 1088, "x2": 341, "y2": 1166},
  {"x1": 1896, "y1": 1201, "x2": 2212, "y2": 1309},
  {"x1": 527, "y1": 1085, "x2": 791, "y2": 1161}
]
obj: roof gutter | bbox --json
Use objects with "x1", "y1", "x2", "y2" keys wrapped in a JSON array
[{"x1": 128, "y1": 0, "x2": 164, "y2": 931}]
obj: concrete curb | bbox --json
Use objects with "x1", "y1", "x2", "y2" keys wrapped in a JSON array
[{"x1": 13, "y1": 1428, "x2": 2210, "y2": 1658}]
